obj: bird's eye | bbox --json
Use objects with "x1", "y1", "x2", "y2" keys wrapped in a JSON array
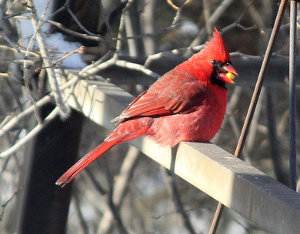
[{"x1": 212, "y1": 60, "x2": 222, "y2": 69}]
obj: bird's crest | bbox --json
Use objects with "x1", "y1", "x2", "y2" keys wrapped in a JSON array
[{"x1": 194, "y1": 29, "x2": 230, "y2": 63}]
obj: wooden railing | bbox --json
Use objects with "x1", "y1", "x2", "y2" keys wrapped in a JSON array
[{"x1": 63, "y1": 73, "x2": 300, "y2": 234}]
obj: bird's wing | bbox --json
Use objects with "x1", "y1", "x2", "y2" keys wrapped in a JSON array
[{"x1": 115, "y1": 70, "x2": 207, "y2": 123}]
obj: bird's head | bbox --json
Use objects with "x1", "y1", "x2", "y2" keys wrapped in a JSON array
[{"x1": 190, "y1": 29, "x2": 238, "y2": 87}]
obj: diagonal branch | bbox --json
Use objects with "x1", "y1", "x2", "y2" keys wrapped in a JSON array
[
  {"x1": 97, "y1": 146, "x2": 140, "y2": 234},
  {"x1": 28, "y1": 0, "x2": 70, "y2": 118},
  {"x1": 163, "y1": 169, "x2": 196, "y2": 234}
]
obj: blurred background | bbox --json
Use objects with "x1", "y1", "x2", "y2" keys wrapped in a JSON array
[{"x1": 0, "y1": 0, "x2": 299, "y2": 233}]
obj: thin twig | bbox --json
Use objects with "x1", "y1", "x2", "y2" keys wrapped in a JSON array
[
  {"x1": 23, "y1": 60, "x2": 43, "y2": 124},
  {"x1": 79, "y1": 55, "x2": 159, "y2": 79},
  {"x1": 0, "y1": 78, "x2": 76, "y2": 159},
  {"x1": 79, "y1": 54, "x2": 116, "y2": 78},
  {"x1": 5, "y1": 66, "x2": 23, "y2": 111},
  {"x1": 0, "y1": 77, "x2": 77, "y2": 138},
  {"x1": 0, "y1": 74, "x2": 76, "y2": 158},
  {"x1": 0, "y1": 44, "x2": 39, "y2": 58},
  {"x1": 0, "y1": 107, "x2": 60, "y2": 158},
  {"x1": 66, "y1": 6, "x2": 96, "y2": 36},
  {"x1": 142, "y1": 0, "x2": 156, "y2": 55},
  {"x1": 124, "y1": 2, "x2": 141, "y2": 57},
  {"x1": 29, "y1": 0, "x2": 70, "y2": 118},
  {"x1": 189, "y1": 0, "x2": 235, "y2": 48},
  {"x1": 115, "y1": 9, "x2": 126, "y2": 55},
  {"x1": 87, "y1": 158, "x2": 130, "y2": 234},
  {"x1": 0, "y1": 190, "x2": 18, "y2": 221},
  {"x1": 52, "y1": 47, "x2": 81, "y2": 65},
  {"x1": 73, "y1": 188, "x2": 90, "y2": 234},
  {"x1": 163, "y1": 169, "x2": 196, "y2": 234},
  {"x1": 202, "y1": 0, "x2": 212, "y2": 34},
  {"x1": 85, "y1": 169, "x2": 107, "y2": 195},
  {"x1": 166, "y1": 0, "x2": 191, "y2": 11},
  {"x1": 144, "y1": 45, "x2": 204, "y2": 68},
  {"x1": 97, "y1": 146, "x2": 140, "y2": 234},
  {"x1": 47, "y1": 20, "x2": 105, "y2": 42},
  {"x1": 115, "y1": 60, "x2": 159, "y2": 78}
]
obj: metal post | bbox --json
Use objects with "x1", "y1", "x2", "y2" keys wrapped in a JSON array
[{"x1": 289, "y1": 0, "x2": 298, "y2": 190}]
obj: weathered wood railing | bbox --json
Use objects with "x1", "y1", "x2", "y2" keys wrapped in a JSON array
[{"x1": 63, "y1": 73, "x2": 300, "y2": 234}]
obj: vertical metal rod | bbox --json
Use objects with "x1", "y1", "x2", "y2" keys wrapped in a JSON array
[
  {"x1": 289, "y1": 0, "x2": 297, "y2": 191},
  {"x1": 208, "y1": 0, "x2": 288, "y2": 233},
  {"x1": 233, "y1": 0, "x2": 287, "y2": 159}
]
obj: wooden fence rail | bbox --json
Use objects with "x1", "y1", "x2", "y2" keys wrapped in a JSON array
[{"x1": 63, "y1": 73, "x2": 300, "y2": 234}]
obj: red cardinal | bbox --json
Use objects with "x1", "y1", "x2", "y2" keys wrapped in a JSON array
[{"x1": 56, "y1": 29, "x2": 238, "y2": 187}]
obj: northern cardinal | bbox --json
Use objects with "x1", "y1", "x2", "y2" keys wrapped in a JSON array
[{"x1": 56, "y1": 29, "x2": 238, "y2": 187}]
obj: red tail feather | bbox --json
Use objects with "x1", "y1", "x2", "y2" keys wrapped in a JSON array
[
  {"x1": 56, "y1": 140, "x2": 116, "y2": 187},
  {"x1": 56, "y1": 119, "x2": 151, "y2": 187}
]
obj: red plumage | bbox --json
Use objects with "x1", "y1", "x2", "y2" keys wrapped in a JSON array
[{"x1": 56, "y1": 29, "x2": 238, "y2": 187}]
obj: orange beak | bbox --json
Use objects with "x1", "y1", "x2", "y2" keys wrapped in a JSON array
[{"x1": 220, "y1": 64, "x2": 238, "y2": 84}]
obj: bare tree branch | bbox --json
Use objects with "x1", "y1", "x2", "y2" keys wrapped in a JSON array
[
  {"x1": 73, "y1": 188, "x2": 90, "y2": 234},
  {"x1": 163, "y1": 169, "x2": 196, "y2": 234},
  {"x1": 189, "y1": 0, "x2": 235, "y2": 48},
  {"x1": 28, "y1": 0, "x2": 70, "y2": 118},
  {"x1": 0, "y1": 190, "x2": 18, "y2": 221},
  {"x1": 97, "y1": 146, "x2": 140, "y2": 234},
  {"x1": 0, "y1": 77, "x2": 77, "y2": 138}
]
